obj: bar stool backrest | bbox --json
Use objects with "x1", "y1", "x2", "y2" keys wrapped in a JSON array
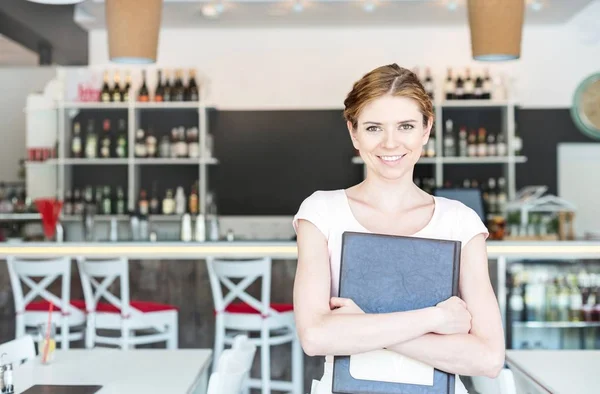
[
  {"x1": 206, "y1": 257, "x2": 273, "y2": 317},
  {"x1": 6, "y1": 256, "x2": 75, "y2": 317},
  {"x1": 76, "y1": 257, "x2": 131, "y2": 318}
]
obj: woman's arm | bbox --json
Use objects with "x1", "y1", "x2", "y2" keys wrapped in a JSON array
[
  {"x1": 387, "y1": 234, "x2": 506, "y2": 378},
  {"x1": 293, "y1": 220, "x2": 469, "y2": 357}
]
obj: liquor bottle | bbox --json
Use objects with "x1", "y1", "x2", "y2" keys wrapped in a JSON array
[
  {"x1": 112, "y1": 71, "x2": 123, "y2": 102},
  {"x1": 159, "y1": 135, "x2": 170, "y2": 158},
  {"x1": 496, "y1": 133, "x2": 507, "y2": 156},
  {"x1": 85, "y1": 120, "x2": 97, "y2": 159},
  {"x1": 115, "y1": 119, "x2": 127, "y2": 158},
  {"x1": 177, "y1": 127, "x2": 188, "y2": 158},
  {"x1": 513, "y1": 127, "x2": 523, "y2": 156},
  {"x1": 458, "y1": 126, "x2": 468, "y2": 157},
  {"x1": 187, "y1": 69, "x2": 199, "y2": 101},
  {"x1": 497, "y1": 177, "x2": 507, "y2": 214},
  {"x1": 163, "y1": 70, "x2": 172, "y2": 102},
  {"x1": 100, "y1": 119, "x2": 112, "y2": 158},
  {"x1": 116, "y1": 186, "x2": 125, "y2": 215},
  {"x1": 454, "y1": 72, "x2": 464, "y2": 100},
  {"x1": 175, "y1": 186, "x2": 186, "y2": 215},
  {"x1": 162, "y1": 189, "x2": 175, "y2": 215},
  {"x1": 145, "y1": 128, "x2": 157, "y2": 158},
  {"x1": 100, "y1": 70, "x2": 112, "y2": 102},
  {"x1": 154, "y1": 70, "x2": 164, "y2": 102},
  {"x1": 424, "y1": 67, "x2": 434, "y2": 100},
  {"x1": 64, "y1": 190, "x2": 74, "y2": 215},
  {"x1": 138, "y1": 70, "x2": 150, "y2": 102},
  {"x1": 135, "y1": 129, "x2": 147, "y2": 158},
  {"x1": 486, "y1": 133, "x2": 497, "y2": 156},
  {"x1": 102, "y1": 186, "x2": 112, "y2": 214},
  {"x1": 474, "y1": 73, "x2": 484, "y2": 100},
  {"x1": 509, "y1": 273, "x2": 524, "y2": 323},
  {"x1": 463, "y1": 68, "x2": 474, "y2": 100},
  {"x1": 477, "y1": 127, "x2": 487, "y2": 157},
  {"x1": 170, "y1": 128, "x2": 178, "y2": 158},
  {"x1": 74, "y1": 188, "x2": 84, "y2": 214},
  {"x1": 122, "y1": 71, "x2": 131, "y2": 102},
  {"x1": 443, "y1": 119, "x2": 455, "y2": 157},
  {"x1": 467, "y1": 130, "x2": 477, "y2": 157},
  {"x1": 568, "y1": 274, "x2": 582, "y2": 322},
  {"x1": 189, "y1": 183, "x2": 199, "y2": 215},
  {"x1": 173, "y1": 70, "x2": 185, "y2": 101},
  {"x1": 426, "y1": 134, "x2": 435, "y2": 158},
  {"x1": 138, "y1": 189, "x2": 149, "y2": 216},
  {"x1": 150, "y1": 182, "x2": 160, "y2": 214},
  {"x1": 483, "y1": 68, "x2": 492, "y2": 100},
  {"x1": 487, "y1": 178, "x2": 497, "y2": 214},
  {"x1": 557, "y1": 276, "x2": 570, "y2": 321},
  {"x1": 545, "y1": 276, "x2": 559, "y2": 321},
  {"x1": 95, "y1": 186, "x2": 103, "y2": 213},
  {"x1": 187, "y1": 127, "x2": 199, "y2": 158},
  {"x1": 71, "y1": 122, "x2": 83, "y2": 158},
  {"x1": 444, "y1": 68, "x2": 455, "y2": 100}
]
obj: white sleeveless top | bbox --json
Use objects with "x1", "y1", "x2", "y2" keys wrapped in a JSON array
[{"x1": 293, "y1": 189, "x2": 489, "y2": 394}]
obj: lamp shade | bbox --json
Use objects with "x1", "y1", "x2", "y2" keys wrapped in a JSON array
[
  {"x1": 467, "y1": 0, "x2": 525, "y2": 61},
  {"x1": 26, "y1": 0, "x2": 85, "y2": 4},
  {"x1": 106, "y1": 0, "x2": 163, "y2": 64}
]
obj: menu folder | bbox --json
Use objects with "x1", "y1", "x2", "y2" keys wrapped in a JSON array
[{"x1": 332, "y1": 231, "x2": 462, "y2": 394}]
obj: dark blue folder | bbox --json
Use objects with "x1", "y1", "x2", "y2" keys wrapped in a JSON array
[{"x1": 332, "y1": 231, "x2": 461, "y2": 394}]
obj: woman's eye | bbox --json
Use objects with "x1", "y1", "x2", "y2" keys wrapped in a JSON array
[
  {"x1": 399, "y1": 124, "x2": 415, "y2": 131},
  {"x1": 366, "y1": 126, "x2": 381, "y2": 132}
]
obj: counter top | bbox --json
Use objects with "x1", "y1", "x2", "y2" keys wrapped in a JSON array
[{"x1": 1, "y1": 240, "x2": 600, "y2": 259}]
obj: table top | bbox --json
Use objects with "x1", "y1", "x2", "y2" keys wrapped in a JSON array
[
  {"x1": 505, "y1": 350, "x2": 600, "y2": 394},
  {"x1": 14, "y1": 348, "x2": 212, "y2": 394}
]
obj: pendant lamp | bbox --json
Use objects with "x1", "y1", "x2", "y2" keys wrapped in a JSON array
[
  {"x1": 467, "y1": 0, "x2": 525, "y2": 61},
  {"x1": 106, "y1": 0, "x2": 163, "y2": 64}
]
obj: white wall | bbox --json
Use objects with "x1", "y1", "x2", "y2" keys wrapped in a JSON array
[
  {"x1": 88, "y1": 4, "x2": 600, "y2": 110},
  {"x1": 0, "y1": 67, "x2": 56, "y2": 182}
]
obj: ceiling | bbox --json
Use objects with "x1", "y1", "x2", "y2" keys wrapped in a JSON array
[
  {"x1": 0, "y1": 34, "x2": 38, "y2": 66},
  {"x1": 75, "y1": 0, "x2": 596, "y2": 29}
]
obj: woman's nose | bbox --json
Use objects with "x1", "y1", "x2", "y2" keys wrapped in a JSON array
[{"x1": 382, "y1": 129, "x2": 400, "y2": 149}]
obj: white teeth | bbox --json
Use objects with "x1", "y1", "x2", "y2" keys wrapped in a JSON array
[{"x1": 380, "y1": 155, "x2": 404, "y2": 161}]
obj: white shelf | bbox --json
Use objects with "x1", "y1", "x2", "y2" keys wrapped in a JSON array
[
  {"x1": 62, "y1": 214, "x2": 130, "y2": 222},
  {"x1": 440, "y1": 100, "x2": 512, "y2": 108},
  {"x1": 62, "y1": 158, "x2": 129, "y2": 165},
  {"x1": 0, "y1": 213, "x2": 41, "y2": 221},
  {"x1": 201, "y1": 157, "x2": 219, "y2": 165},
  {"x1": 442, "y1": 156, "x2": 527, "y2": 164},
  {"x1": 62, "y1": 102, "x2": 129, "y2": 109},
  {"x1": 25, "y1": 160, "x2": 59, "y2": 166},
  {"x1": 513, "y1": 321, "x2": 600, "y2": 329},
  {"x1": 135, "y1": 101, "x2": 202, "y2": 109},
  {"x1": 135, "y1": 158, "x2": 199, "y2": 165},
  {"x1": 351, "y1": 156, "x2": 526, "y2": 165}
]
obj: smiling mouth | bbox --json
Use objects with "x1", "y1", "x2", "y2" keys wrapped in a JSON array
[{"x1": 377, "y1": 154, "x2": 407, "y2": 163}]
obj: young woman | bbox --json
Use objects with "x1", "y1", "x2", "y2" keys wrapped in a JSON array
[{"x1": 292, "y1": 64, "x2": 505, "y2": 393}]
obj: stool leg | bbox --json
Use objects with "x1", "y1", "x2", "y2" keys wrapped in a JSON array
[
  {"x1": 85, "y1": 313, "x2": 95, "y2": 349},
  {"x1": 121, "y1": 318, "x2": 130, "y2": 350},
  {"x1": 15, "y1": 314, "x2": 25, "y2": 338},
  {"x1": 213, "y1": 315, "x2": 225, "y2": 373},
  {"x1": 61, "y1": 316, "x2": 69, "y2": 349},
  {"x1": 261, "y1": 323, "x2": 270, "y2": 394},
  {"x1": 292, "y1": 333, "x2": 303, "y2": 394},
  {"x1": 167, "y1": 312, "x2": 179, "y2": 349}
]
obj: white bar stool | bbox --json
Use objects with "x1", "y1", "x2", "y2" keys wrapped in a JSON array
[
  {"x1": 207, "y1": 257, "x2": 303, "y2": 394},
  {"x1": 6, "y1": 256, "x2": 86, "y2": 349},
  {"x1": 76, "y1": 257, "x2": 179, "y2": 349}
]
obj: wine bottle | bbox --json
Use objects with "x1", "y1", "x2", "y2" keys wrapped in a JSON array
[
  {"x1": 138, "y1": 70, "x2": 150, "y2": 102},
  {"x1": 100, "y1": 71, "x2": 112, "y2": 103},
  {"x1": 138, "y1": 189, "x2": 149, "y2": 216},
  {"x1": 115, "y1": 119, "x2": 127, "y2": 158},
  {"x1": 155, "y1": 70, "x2": 164, "y2": 102},
  {"x1": 474, "y1": 73, "x2": 484, "y2": 100},
  {"x1": 454, "y1": 72, "x2": 464, "y2": 100},
  {"x1": 85, "y1": 120, "x2": 97, "y2": 159},
  {"x1": 116, "y1": 186, "x2": 125, "y2": 215},
  {"x1": 100, "y1": 119, "x2": 112, "y2": 158},
  {"x1": 122, "y1": 71, "x2": 131, "y2": 102},
  {"x1": 71, "y1": 122, "x2": 82, "y2": 158},
  {"x1": 464, "y1": 68, "x2": 474, "y2": 100},
  {"x1": 135, "y1": 129, "x2": 147, "y2": 158},
  {"x1": 112, "y1": 71, "x2": 123, "y2": 102},
  {"x1": 424, "y1": 67, "x2": 434, "y2": 100},
  {"x1": 444, "y1": 68, "x2": 455, "y2": 100},
  {"x1": 163, "y1": 70, "x2": 172, "y2": 102},
  {"x1": 483, "y1": 68, "x2": 492, "y2": 100},
  {"x1": 150, "y1": 182, "x2": 160, "y2": 214},
  {"x1": 173, "y1": 69, "x2": 185, "y2": 102},
  {"x1": 187, "y1": 69, "x2": 199, "y2": 101}
]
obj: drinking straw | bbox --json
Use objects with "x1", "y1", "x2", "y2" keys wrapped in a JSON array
[{"x1": 42, "y1": 302, "x2": 54, "y2": 363}]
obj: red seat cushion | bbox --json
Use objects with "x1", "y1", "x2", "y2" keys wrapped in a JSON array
[
  {"x1": 224, "y1": 302, "x2": 294, "y2": 314},
  {"x1": 24, "y1": 300, "x2": 85, "y2": 312},
  {"x1": 69, "y1": 300, "x2": 177, "y2": 313}
]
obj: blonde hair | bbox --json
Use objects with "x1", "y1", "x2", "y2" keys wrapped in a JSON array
[{"x1": 343, "y1": 63, "x2": 434, "y2": 129}]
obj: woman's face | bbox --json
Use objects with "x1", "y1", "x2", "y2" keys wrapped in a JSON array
[{"x1": 348, "y1": 95, "x2": 432, "y2": 181}]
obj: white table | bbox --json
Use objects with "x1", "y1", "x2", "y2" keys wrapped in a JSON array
[
  {"x1": 13, "y1": 349, "x2": 212, "y2": 394},
  {"x1": 505, "y1": 350, "x2": 600, "y2": 394}
]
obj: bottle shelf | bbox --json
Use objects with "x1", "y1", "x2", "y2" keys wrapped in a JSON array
[
  {"x1": 0, "y1": 213, "x2": 41, "y2": 221},
  {"x1": 62, "y1": 158, "x2": 129, "y2": 165},
  {"x1": 513, "y1": 321, "x2": 600, "y2": 329},
  {"x1": 62, "y1": 214, "x2": 130, "y2": 221},
  {"x1": 61, "y1": 101, "x2": 205, "y2": 110},
  {"x1": 351, "y1": 156, "x2": 526, "y2": 165},
  {"x1": 133, "y1": 157, "x2": 219, "y2": 165}
]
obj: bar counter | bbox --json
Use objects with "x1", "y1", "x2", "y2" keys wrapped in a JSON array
[{"x1": 1, "y1": 240, "x2": 600, "y2": 259}]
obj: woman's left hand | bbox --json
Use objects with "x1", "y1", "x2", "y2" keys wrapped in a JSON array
[{"x1": 330, "y1": 297, "x2": 365, "y2": 315}]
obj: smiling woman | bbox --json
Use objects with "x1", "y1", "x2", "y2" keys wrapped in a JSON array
[{"x1": 292, "y1": 64, "x2": 505, "y2": 394}]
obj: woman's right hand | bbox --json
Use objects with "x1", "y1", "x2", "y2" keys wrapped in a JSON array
[{"x1": 433, "y1": 296, "x2": 472, "y2": 335}]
